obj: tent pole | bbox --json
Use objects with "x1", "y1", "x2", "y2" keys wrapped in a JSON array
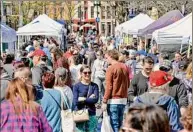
[
  {"x1": 180, "y1": 43, "x2": 183, "y2": 53},
  {"x1": 145, "y1": 35, "x2": 147, "y2": 52},
  {"x1": 18, "y1": 35, "x2": 20, "y2": 50},
  {"x1": 187, "y1": 44, "x2": 191, "y2": 59}
]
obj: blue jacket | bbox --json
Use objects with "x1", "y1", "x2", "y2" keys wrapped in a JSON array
[
  {"x1": 43, "y1": 47, "x2": 51, "y2": 60},
  {"x1": 39, "y1": 89, "x2": 62, "y2": 132},
  {"x1": 134, "y1": 92, "x2": 183, "y2": 132},
  {"x1": 73, "y1": 82, "x2": 99, "y2": 116}
]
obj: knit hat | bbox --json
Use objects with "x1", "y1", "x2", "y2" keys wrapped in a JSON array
[
  {"x1": 149, "y1": 70, "x2": 173, "y2": 87},
  {"x1": 32, "y1": 49, "x2": 46, "y2": 57},
  {"x1": 159, "y1": 60, "x2": 172, "y2": 70}
]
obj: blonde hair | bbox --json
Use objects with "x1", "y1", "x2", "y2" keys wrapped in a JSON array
[
  {"x1": 6, "y1": 78, "x2": 38, "y2": 115},
  {"x1": 186, "y1": 62, "x2": 192, "y2": 79}
]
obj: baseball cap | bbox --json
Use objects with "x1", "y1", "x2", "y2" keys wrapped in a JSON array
[
  {"x1": 149, "y1": 70, "x2": 173, "y2": 87},
  {"x1": 159, "y1": 60, "x2": 172, "y2": 71},
  {"x1": 32, "y1": 49, "x2": 46, "y2": 57},
  {"x1": 55, "y1": 67, "x2": 68, "y2": 77}
]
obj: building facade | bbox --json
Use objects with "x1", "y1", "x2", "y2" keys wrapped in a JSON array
[{"x1": 72, "y1": 1, "x2": 116, "y2": 36}]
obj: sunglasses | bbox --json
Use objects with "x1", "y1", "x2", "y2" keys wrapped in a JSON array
[{"x1": 83, "y1": 71, "x2": 91, "y2": 75}]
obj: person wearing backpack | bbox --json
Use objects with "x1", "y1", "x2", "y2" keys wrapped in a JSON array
[{"x1": 133, "y1": 70, "x2": 183, "y2": 132}]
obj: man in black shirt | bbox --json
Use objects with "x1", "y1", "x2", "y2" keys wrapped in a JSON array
[{"x1": 128, "y1": 56, "x2": 154, "y2": 104}]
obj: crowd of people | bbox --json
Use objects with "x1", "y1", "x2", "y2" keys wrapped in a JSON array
[{"x1": 0, "y1": 30, "x2": 192, "y2": 132}]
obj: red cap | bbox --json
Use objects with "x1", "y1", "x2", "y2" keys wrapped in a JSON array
[
  {"x1": 149, "y1": 71, "x2": 173, "y2": 87},
  {"x1": 32, "y1": 49, "x2": 46, "y2": 57}
]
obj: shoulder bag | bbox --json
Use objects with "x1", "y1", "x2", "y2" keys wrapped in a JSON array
[
  {"x1": 46, "y1": 90, "x2": 75, "y2": 132},
  {"x1": 73, "y1": 85, "x2": 92, "y2": 122}
]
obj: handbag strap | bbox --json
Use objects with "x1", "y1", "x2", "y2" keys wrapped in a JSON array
[
  {"x1": 86, "y1": 84, "x2": 92, "y2": 98},
  {"x1": 46, "y1": 90, "x2": 62, "y2": 110},
  {"x1": 58, "y1": 89, "x2": 70, "y2": 110}
]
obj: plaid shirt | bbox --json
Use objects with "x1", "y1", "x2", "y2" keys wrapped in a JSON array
[{"x1": 1, "y1": 100, "x2": 52, "y2": 132}]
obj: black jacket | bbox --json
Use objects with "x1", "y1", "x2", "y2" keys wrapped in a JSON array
[{"x1": 168, "y1": 77, "x2": 188, "y2": 108}]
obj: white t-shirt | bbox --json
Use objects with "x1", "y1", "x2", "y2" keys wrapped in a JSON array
[{"x1": 70, "y1": 64, "x2": 82, "y2": 85}]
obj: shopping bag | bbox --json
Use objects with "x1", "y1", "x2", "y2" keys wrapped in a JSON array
[
  {"x1": 61, "y1": 109, "x2": 76, "y2": 132},
  {"x1": 101, "y1": 111, "x2": 113, "y2": 132},
  {"x1": 60, "y1": 90, "x2": 76, "y2": 132}
]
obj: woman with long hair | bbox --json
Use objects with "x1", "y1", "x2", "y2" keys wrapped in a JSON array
[
  {"x1": 73, "y1": 65, "x2": 99, "y2": 132},
  {"x1": 1, "y1": 78, "x2": 52, "y2": 132},
  {"x1": 180, "y1": 105, "x2": 192, "y2": 132},
  {"x1": 121, "y1": 104, "x2": 170, "y2": 132}
]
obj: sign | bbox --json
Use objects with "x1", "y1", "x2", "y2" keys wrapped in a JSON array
[{"x1": 96, "y1": 17, "x2": 100, "y2": 23}]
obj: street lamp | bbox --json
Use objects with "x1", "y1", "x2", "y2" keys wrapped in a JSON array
[{"x1": 94, "y1": 0, "x2": 101, "y2": 35}]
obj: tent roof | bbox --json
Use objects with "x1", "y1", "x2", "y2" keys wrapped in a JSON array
[
  {"x1": 115, "y1": 13, "x2": 154, "y2": 35},
  {"x1": 152, "y1": 13, "x2": 192, "y2": 45},
  {"x1": 1, "y1": 23, "x2": 17, "y2": 43},
  {"x1": 17, "y1": 14, "x2": 64, "y2": 36},
  {"x1": 139, "y1": 10, "x2": 184, "y2": 37}
]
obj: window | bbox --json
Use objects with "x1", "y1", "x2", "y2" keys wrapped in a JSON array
[
  {"x1": 112, "y1": 7, "x2": 115, "y2": 18},
  {"x1": 84, "y1": 7, "x2": 87, "y2": 19},
  {"x1": 91, "y1": 6, "x2": 94, "y2": 18},
  {"x1": 78, "y1": 6, "x2": 81, "y2": 18},
  {"x1": 107, "y1": 22, "x2": 111, "y2": 35},
  {"x1": 101, "y1": 6, "x2": 105, "y2": 19},
  {"x1": 101, "y1": 22, "x2": 105, "y2": 33},
  {"x1": 107, "y1": 6, "x2": 111, "y2": 19}
]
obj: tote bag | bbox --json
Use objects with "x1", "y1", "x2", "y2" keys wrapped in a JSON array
[
  {"x1": 59, "y1": 89, "x2": 76, "y2": 132},
  {"x1": 101, "y1": 111, "x2": 113, "y2": 132}
]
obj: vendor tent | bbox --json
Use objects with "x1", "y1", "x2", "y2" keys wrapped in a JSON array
[
  {"x1": 1, "y1": 23, "x2": 17, "y2": 43},
  {"x1": 152, "y1": 13, "x2": 192, "y2": 45},
  {"x1": 115, "y1": 13, "x2": 154, "y2": 35},
  {"x1": 1, "y1": 23, "x2": 17, "y2": 53},
  {"x1": 139, "y1": 10, "x2": 184, "y2": 38},
  {"x1": 17, "y1": 14, "x2": 65, "y2": 36}
]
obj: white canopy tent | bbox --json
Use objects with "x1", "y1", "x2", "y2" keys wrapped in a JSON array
[
  {"x1": 115, "y1": 13, "x2": 154, "y2": 35},
  {"x1": 17, "y1": 14, "x2": 65, "y2": 36},
  {"x1": 17, "y1": 14, "x2": 67, "y2": 50},
  {"x1": 152, "y1": 13, "x2": 192, "y2": 45},
  {"x1": 1, "y1": 23, "x2": 17, "y2": 53}
]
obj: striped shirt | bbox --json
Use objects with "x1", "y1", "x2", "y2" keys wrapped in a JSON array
[{"x1": 1, "y1": 99, "x2": 52, "y2": 132}]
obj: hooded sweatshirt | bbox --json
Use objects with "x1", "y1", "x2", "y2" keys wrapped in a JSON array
[{"x1": 134, "y1": 92, "x2": 183, "y2": 132}]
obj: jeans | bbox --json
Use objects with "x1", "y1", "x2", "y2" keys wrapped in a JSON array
[
  {"x1": 93, "y1": 77, "x2": 105, "y2": 104},
  {"x1": 107, "y1": 104, "x2": 125, "y2": 132}
]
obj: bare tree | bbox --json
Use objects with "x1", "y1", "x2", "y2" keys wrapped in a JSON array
[{"x1": 63, "y1": 0, "x2": 79, "y2": 32}]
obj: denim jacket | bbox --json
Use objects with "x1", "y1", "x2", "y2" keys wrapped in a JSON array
[{"x1": 134, "y1": 92, "x2": 183, "y2": 132}]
